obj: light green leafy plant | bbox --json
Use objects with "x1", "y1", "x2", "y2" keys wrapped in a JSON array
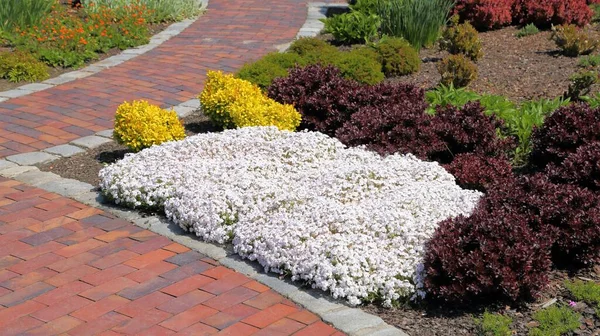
[
  {"x1": 82, "y1": 0, "x2": 205, "y2": 23},
  {"x1": 565, "y1": 70, "x2": 598, "y2": 100},
  {"x1": 322, "y1": 11, "x2": 380, "y2": 44},
  {"x1": 578, "y1": 54, "x2": 600, "y2": 68}
]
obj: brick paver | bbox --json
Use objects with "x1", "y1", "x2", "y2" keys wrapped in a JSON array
[
  {"x1": 0, "y1": 0, "x2": 343, "y2": 158},
  {"x1": 0, "y1": 177, "x2": 341, "y2": 335}
]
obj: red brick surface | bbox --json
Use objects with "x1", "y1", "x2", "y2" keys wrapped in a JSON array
[
  {"x1": 0, "y1": 178, "x2": 341, "y2": 335},
  {"x1": 0, "y1": 0, "x2": 344, "y2": 158}
]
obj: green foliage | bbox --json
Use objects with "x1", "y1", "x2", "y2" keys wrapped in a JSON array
[
  {"x1": 0, "y1": 51, "x2": 49, "y2": 82},
  {"x1": 36, "y1": 48, "x2": 97, "y2": 68},
  {"x1": 551, "y1": 24, "x2": 599, "y2": 57},
  {"x1": 330, "y1": 48, "x2": 385, "y2": 84},
  {"x1": 376, "y1": 0, "x2": 453, "y2": 50},
  {"x1": 425, "y1": 83, "x2": 481, "y2": 114},
  {"x1": 529, "y1": 305, "x2": 581, "y2": 336},
  {"x1": 236, "y1": 52, "x2": 306, "y2": 90},
  {"x1": 0, "y1": 0, "x2": 54, "y2": 31},
  {"x1": 374, "y1": 37, "x2": 420, "y2": 76},
  {"x1": 516, "y1": 23, "x2": 540, "y2": 38},
  {"x1": 565, "y1": 70, "x2": 598, "y2": 100},
  {"x1": 475, "y1": 312, "x2": 513, "y2": 336},
  {"x1": 350, "y1": 0, "x2": 384, "y2": 15},
  {"x1": 82, "y1": 0, "x2": 204, "y2": 23},
  {"x1": 578, "y1": 54, "x2": 600, "y2": 68},
  {"x1": 322, "y1": 11, "x2": 380, "y2": 44},
  {"x1": 440, "y1": 19, "x2": 483, "y2": 62},
  {"x1": 288, "y1": 37, "x2": 337, "y2": 57},
  {"x1": 437, "y1": 54, "x2": 478, "y2": 88},
  {"x1": 565, "y1": 280, "x2": 600, "y2": 305},
  {"x1": 592, "y1": 4, "x2": 600, "y2": 23}
]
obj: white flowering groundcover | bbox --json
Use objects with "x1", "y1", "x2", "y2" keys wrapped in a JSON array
[{"x1": 100, "y1": 127, "x2": 482, "y2": 306}]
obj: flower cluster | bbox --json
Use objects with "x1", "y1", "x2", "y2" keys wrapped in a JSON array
[
  {"x1": 199, "y1": 71, "x2": 301, "y2": 131},
  {"x1": 99, "y1": 127, "x2": 482, "y2": 306}
]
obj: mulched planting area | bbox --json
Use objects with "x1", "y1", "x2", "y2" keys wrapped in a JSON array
[
  {"x1": 364, "y1": 267, "x2": 600, "y2": 336},
  {"x1": 37, "y1": 111, "x2": 215, "y2": 186},
  {"x1": 389, "y1": 26, "x2": 600, "y2": 103}
]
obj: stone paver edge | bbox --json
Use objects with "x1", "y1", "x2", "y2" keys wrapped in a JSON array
[{"x1": 0, "y1": 0, "x2": 208, "y2": 102}]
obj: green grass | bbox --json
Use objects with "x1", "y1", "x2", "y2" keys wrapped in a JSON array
[
  {"x1": 475, "y1": 312, "x2": 513, "y2": 336},
  {"x1": 0, "y1": 0, "x2": 54, "y2": 31},
  {"x1": 375, "y1": 0, "x2": 453, "y2": 50},
  {"x1": 529, "y1": 305, "x2": 581, "y2": 336},
  {"x1": 82, "y1": 0, "x2": 205, "y2": 23},
  {"x1": 516, "y1": 23, "x2": 539, "y2": 39}
]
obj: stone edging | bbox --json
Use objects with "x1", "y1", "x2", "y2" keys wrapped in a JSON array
[{"x1": 0, "y1": 6, "x2": 206, "y2": 102}]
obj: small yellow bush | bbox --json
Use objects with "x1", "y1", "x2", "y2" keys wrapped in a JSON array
[
  {"x1": 199, "y1": 70, "x2": 301, "y2": 131},
  {"x1": 114, "y1": 100, "x2": 186, "y2": 152}
]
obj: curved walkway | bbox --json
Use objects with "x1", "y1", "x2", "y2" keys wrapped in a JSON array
[
  {"x1": 0, "y1": 177, "x2": 341, "y2": 335},
  {"x1": 0, "y1": 0, "x2": 341, "y2": 158}
]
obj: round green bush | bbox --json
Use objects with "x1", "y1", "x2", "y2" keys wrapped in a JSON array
[
  {"x1": 375, "y1": 37, "x2": 421, "y2": 76},
  {"x1": 331, "y1": 49, "x2": 385, "y2": 85},
  {"x1": 288, "y1": 37, "x2": 338, "y2": 57},
  {"x1": 236, "y1": 52, "x2": 306, "y2": 90},
  {"x1": 437, "y1": 54, "x2": 478, "y2": 88}
]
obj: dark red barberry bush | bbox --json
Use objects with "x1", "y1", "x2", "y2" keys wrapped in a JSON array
[
  {"x1": 530, "y1": 102, "x2": 600, "y2": 170},
  {"x1": 545, "y1": 142, "x2": 600, "y2": 190},
  {"x1": 423, "y1": 202, "x2": 552, "y2": 302},
  {"x1": 444, "y1": 153, "x2": 515, "y2": 192}
]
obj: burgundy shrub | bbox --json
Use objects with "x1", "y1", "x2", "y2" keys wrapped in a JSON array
[
  {"x1": 515, "y1": 0, "x2": 592, "y2": 27},
  {"x1": 444, "y1": 153, "x2": 515, "y2": 192},
  {"x1": 453, "y1": 0, "x2": 516, "y2": 30},
  {"x1": 267, "y1": 64, "x2": 361, "y2": 136},
  {"x1": 530, "y1": 102, "x2": 600, "y2": 170},
  {"x1": 428, "y1": 102, "x2": 514, "y2": 164},
  {"x1": 423, "y1": 203, "x2": 552, "y2": 302},
  {"x1": 546, "y1": 141, "x2": 600, "y2": 190}
]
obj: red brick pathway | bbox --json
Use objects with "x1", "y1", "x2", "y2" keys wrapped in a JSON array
[
  {"x1": 0, "y1": 0, "x2": 343, "y2": 158},
  {"x1": 0, "y1": 177, "x2": 342, "y2": 335}
]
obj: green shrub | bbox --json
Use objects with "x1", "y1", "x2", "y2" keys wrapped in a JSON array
[
  {"x1": 579, "y1": 54, "x2": 600, "y2": 68},
  {"x1": 331, "y1": 48, "x2": 385, "y2": 84},
  {"x1": 565, "y1": 279, "x2": 600, "y2": 305},
  {"x1": 374, "y1": 37, "x2": 420, "y2": 76},
  {"x1": 437, "y1": 54, "x2": 478, "y2": 88},
  {"x1": 322, "y1": 11, "x2": 380, "y2": 44},
  {"x1": 440, "y1": 18, "x2": 483, "y2": 62},
  {"x1": 350, "y1": 0, "x2": 384, "y2": 15},
  {"x1": 83, "y1": 0, "x2": 204, "y2": 23},
  {"x1": 376, "y1": 0, "x2": 454, "y2": 50},
  {"x1": 236, "y1": 52, "x2": 306, "y2": 90},
  {"x1": 288, "y1": 37, "x2": 337, "y2": 56},
  {"x1": 36, "y1": 48, "x2": 97, "y2": 68},
  {"x1": 529, "y1": 306, "x2": 581, "y2": 336},
  {"x1": 551, "y1": 24, "x2": 599, "y2": 57},
  {"x1": 476, "y1": 312, "x2": 513, "y2": 336},
  {"x1": 592, "y1": 4, "x2": 600, "y2": 23},
  {"x1": 0, "y1": 51, "x2": 49, "y2": 82},
  {"x1": 0, "y1": 0, "x2": 54, "y2": 31},
  {"x1": 516, "y1": 23, "x2": 540, "y2": 38},
  {"x1": 565, "y1": 70, "x2": 598, "y2": 100}
]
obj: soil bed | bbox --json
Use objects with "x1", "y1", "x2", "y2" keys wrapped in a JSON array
[{"x1": 37, "y1": 111, "x2": 216, "y2": 186}]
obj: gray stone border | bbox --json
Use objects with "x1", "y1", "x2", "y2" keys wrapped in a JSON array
[{"x1": 0, "y1": 1, "x2": 208, "y2": 102}]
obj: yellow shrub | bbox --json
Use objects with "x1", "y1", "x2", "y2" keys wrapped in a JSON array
[
  {"x1": 199, "y1": 70, "x2": 301, "y2": 131},
  {"x1": 114, "y1": 100, "x2": 186, "y2": 152}
]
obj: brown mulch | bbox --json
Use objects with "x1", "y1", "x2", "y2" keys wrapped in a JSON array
[
  {"x1": 37, "y1": 112, "x2": 216, "y2": 186},
  {"x1": 390, "y1": 25, "x2": 600, "y2": 103}
]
